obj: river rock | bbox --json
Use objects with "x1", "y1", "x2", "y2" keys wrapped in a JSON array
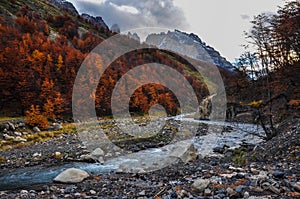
[
  {"x1": 18, "y1": 122, "x2": 25, "y2": 128},
  {"x1": 33, "y1": 126, "x2": 41, "y2": 132},
  {"x1": 14, "y1": 136, "x2": 27, "y2": 142},
  {"x1": 191, "y1": 178, "x2": 210, "y2": 192},
  {"x1": 7, "y1": 122, "x2": 15, "y2": 131},
  {"x1": 226, "y1": 187, "x2": 238, "y2": 197},
  {"x1": 292, "y1": 182, "x2": 300, "y2": 191},
  {"x1": 3, "y1": 134, "x2": 14, "y2": 140},
  {"x1": 52, "y1": 123, "x2": 63, "y2": 131},
  {"x1": 169, "y1": 141, "x2": 198, "y2": 163},
  {"x1": 80, "y1": 148, "x2": 105, "y2": 163},
  {"x1": 54, "y1": 168, "x2": 89, "y2": 183},
  {"x1": 273, "y1": 170, "x2": 285, "y2": 178},
  {"x1": 14, "y1": 132, "x2": 22, "y2": 136},
  {"x1": 2, "y1": 123, "x2": 9, "y2": 131}
]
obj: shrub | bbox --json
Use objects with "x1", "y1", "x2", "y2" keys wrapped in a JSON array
[{"x1": 25, "y1": 105, "x2": 49, "y2": 130}]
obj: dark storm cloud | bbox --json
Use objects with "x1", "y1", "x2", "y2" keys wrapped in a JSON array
[{"x1": 72, "y1": 0, "x2": 189, "y2": 31}]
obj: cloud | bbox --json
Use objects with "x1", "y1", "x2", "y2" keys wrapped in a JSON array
[{"x1": 69, "y1": 0, "x2": 189, "y2": 31}]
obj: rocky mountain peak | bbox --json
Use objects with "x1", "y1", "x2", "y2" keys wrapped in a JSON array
[
  {"x1": 146, "y1": 30, "x2": 234, "y2": 71},
  {"x1": 81, "y1": 13, "x2": 109, "y2": 30},
  {"x1": 49, "y1": 0, "x2": 79, "y2": 15}
]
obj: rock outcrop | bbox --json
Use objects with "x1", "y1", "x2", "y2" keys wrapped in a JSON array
[
  {"x1": 49, "y1": 0, "x2": 79, "y2": 15},
  {"x1": 146, "y1": 30, "x2": 234, "y2": 70},
  {"x1": 81, "y1": 13, "x2": 109, "y2": 30}
]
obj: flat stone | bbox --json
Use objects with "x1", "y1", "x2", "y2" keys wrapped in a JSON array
[{"x1": 54, "y1": 168, "x2": 89, "y2": 183}]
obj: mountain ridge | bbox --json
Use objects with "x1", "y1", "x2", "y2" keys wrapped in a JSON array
[{"x1": 146, "y1": 29, "x2": 234, "y2": 70}]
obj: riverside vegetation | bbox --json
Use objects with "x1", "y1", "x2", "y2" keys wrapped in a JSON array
[{"x1": 0, "y1": 0, "x2": 299, "y2": 198}]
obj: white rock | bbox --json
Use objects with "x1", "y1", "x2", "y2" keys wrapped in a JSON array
[
  {"x1": 14, "y1": 136, "x2": 27, "y2": 142},
  {"x1": 91, "y1": 148, "x2": 104, "y2": 157},
  {"x1": 52, "y1": 123, "x2": 63, "y2": 131},
  {"x1": 14, "y1": 132, "x2": 22, "y2": 136},
  {"x1": 3, "y1": 134, "x2": 14, "y2": 140},
  {"x1": 32, "y1": 153, "x2": 41, "y2": 157},
  {"x1": 33, "y1": 127, "x2": 41, "y2": 132},
  {"x1": 191, "y1": 179, "x2": 210, "y2": 192},
  {"x1": 54, "y1": 168, "x2": 89, "y2": 183}
]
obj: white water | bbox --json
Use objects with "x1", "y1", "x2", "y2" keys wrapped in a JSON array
[{"x1": 0, "y1": 116, "x2": 265, "y2": 190}]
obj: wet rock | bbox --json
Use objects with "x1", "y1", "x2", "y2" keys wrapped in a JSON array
[
  {"x1": 191, "y1": 178, "x2": 210, "y2": 192},
  {"x1": 54, "y1": 168, "x2": 90, "y2": 183}
]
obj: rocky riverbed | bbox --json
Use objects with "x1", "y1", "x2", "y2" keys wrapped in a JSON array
[{"x1": 0, "y1": 118, "x2": 299, "y2": 198}]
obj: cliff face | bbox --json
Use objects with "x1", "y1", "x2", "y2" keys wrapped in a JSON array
[
  {"x1": 81, "y1": 13, "x2": 109, "y2": 31},
  {"x1": 146, "y1": 30, "x2": 234, "y2": 71},
  {"x1": 49, "y1": 0, "x2": 79, "y2": 15}
]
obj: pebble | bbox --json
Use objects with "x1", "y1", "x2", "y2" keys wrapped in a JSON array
[
  {"x1": 14, "y1": 132, "x2": 22, "y2": 136},
  {"x1": 273, "y1": 170, "x2": 285, "y2": 178},
  {"x1": 292, "y1": 182, "x2": 300, "y2": 191},
  {"x1": 204, "y1": 188, "x2": 211, "y2": 195},
  {"x1": 90, "y1": 190, "x2": 96, "y2": 195}
]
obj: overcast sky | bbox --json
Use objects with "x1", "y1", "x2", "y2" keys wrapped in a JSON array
[{"x1": 68, "y1": 0, "x2": 288, "y2": 62}]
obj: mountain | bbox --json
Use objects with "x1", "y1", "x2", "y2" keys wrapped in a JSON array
[
  {"x1": 49, "y1": 0, "x2": 78, "y2": 15},
  {"x1": 0, "y1": 0, "x2": 239, "y2": 118},
  {"x1": 146, "y1": 30, "x2": 234, "y2": 71}
]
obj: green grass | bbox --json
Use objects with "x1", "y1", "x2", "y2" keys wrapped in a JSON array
[{"x1": 0, "y1": 116, "x2": 24, "y2": 121}]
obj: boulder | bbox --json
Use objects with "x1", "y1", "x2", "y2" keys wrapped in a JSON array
[
  {"x1": 169, "y1": 141, "x2": 198, "y2": 163},
  {"x1": 54, "y1": 168, "x2": 89, "y2": 183}
]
